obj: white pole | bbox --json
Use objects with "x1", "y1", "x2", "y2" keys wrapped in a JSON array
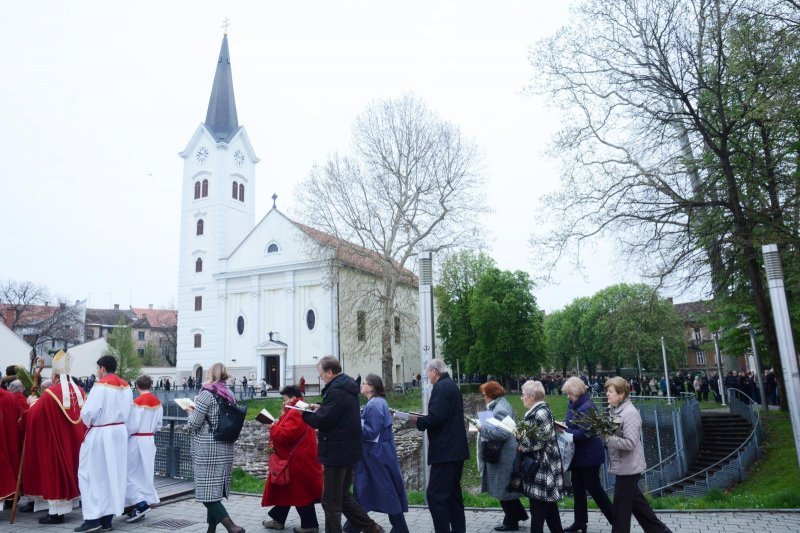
[
  {"x1": 748, "y1": 328, "x2": 769, "y2": 410},
  {"x1": 417, "y1": 251, "x2": 436, "y2": 500},
  {"x1": 762, "y1": 244, "x2": 800, "y2": 470},
  {"x1": 661, "y1": 336, "x2": 672, "y2": 404},
  {"x1": 713, "y1": 332, "x2": 726, "y2": 407}
]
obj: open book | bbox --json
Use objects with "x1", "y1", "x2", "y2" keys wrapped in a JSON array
[
  {"x1": 554, "y1": 420, "x2": 568, "y2": 430},
  {"x1": 174, "y1": 398, "x2": 195, "y2": 411},
  {"x1": 255, "y1": 408, "x2": 275, "y2": 424},
  {"x1": 485, "y1": 415, "x2": 516, "y2": 434},
  {"x1": 285, "y1": 404, "x2": 314, "y2": 413}
]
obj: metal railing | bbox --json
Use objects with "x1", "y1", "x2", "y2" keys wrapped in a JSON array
[{"x1": 656, "y1": 387, "x2": 764, "y2": 497}]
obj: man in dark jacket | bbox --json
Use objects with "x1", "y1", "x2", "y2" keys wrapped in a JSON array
[
  {"x1": 412, "y1": 359, "x2": 469, "y2": 533},
  {"x1": 302, "y1": 356, "x2": 384, "y2": 533}
]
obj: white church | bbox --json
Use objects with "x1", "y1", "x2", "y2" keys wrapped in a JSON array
[{"x1": 174, "y1": 34, "x2": 420, "y2": 392}]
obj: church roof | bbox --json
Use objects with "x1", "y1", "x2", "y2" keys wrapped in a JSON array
[
  {"x1": 204, "y1": 34, "x2": 240, "y2": 143},
  {"x1": 294, "y1": 221, "x2": 418, "y2": 288}
]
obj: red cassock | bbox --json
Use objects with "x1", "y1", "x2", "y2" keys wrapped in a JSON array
[
  {"x1": 261, "y1": 399, "x2": 323, "y2": 508},
  {"x1": 22, "y1": 382, "x2": 86, "y2": 501},
  {"x1": 0, "y1": 387, "x2": 26, "y2": 499}
]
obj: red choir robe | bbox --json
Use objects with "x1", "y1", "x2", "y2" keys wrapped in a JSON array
[
  {"x1": 22, "y1": 382, "x2": 86, "y2": 502},
  {"x1": 0, "y1": 387, "x2": 25, "y2": 499}
]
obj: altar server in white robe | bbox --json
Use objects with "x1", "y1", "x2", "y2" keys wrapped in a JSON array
[
  {"x1": 75, "y1": 355, "x2": 132, "y2": 533},
  {"x1": 124, "y1": 374, "x2": 163, "y2": 523}
]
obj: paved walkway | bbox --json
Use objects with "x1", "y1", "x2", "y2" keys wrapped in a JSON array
[{"x1": 4, "y1": 493, "x2": 800, "y2": 532}]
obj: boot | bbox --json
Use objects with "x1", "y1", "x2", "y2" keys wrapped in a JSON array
[{"x1": 220, "y1": 516, "x2": 245, "y2": 533}]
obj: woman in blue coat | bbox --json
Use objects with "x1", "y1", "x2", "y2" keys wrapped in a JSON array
[
  {"x1": 345, "y1": 374, "x2": 409, "y2": 533},
  {"x1": 560, "y1": 376, "x2": 614, "y2": 532}
]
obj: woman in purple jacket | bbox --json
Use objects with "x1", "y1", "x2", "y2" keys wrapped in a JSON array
[{"x1": 560, "y1": 377, "x2": 614, "y2": 533}]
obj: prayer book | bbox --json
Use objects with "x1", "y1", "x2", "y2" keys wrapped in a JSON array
[
  {"x1": 174, "y1": 398, "x2": 195, "y2": 411},
  {"x1": 390, "y1": 409, "x2": 424, "y2": 420},
  {"x1": 554, "y1": 420, "x2": 568, "y2": 430},
  {"x1": 285, "y1": 404, "x2": 314, "y2": 413},
  {"x1": 255, "y1": 409, "x2": 275, "y2": 424},
  {"x1": 485, "y1": 415, "x2": 516, "y2": 433},
  {"x1": 295, "y1": 400, "x2": 310, "y2": 409}
]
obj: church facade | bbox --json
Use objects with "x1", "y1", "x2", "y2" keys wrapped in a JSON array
[{"x1": 174, "y1": 35, "x2": 419, "y2": 391}]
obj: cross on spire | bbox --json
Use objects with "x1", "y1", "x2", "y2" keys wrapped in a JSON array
[
  {"x1": 221, "y1": 17, "x2": 231, "y2": 34},
  {"x1": 272, "y1": 193, "x2": 278, "y2": 209}
]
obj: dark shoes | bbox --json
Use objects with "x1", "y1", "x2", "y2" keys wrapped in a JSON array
[
  {"x1": 74, "y1": 522, "x2": 102, "y2": 533},
  {"x1": 494, "y1": 525, "x2": 519, "y2": 531},
  {"x1": 18, "y1": 501, "x2": 35, "y2": 512},
  {"x1": 39, "y1": 514, "x2": 65, "y2": 524},
  {"x1": 563, "y1": 524, "x2": 587, "y2": 533}
]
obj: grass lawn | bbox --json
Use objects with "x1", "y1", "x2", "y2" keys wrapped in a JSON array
[{"x1": 234, "y1": 391, "x2": 799, "y2": 509}]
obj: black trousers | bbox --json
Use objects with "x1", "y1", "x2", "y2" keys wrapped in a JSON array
[
  {"x1": 529, "y1": 499, "x2": 563, "y2": 533},
  {"x1": 269, "y1": 503, "x2": 319, "y2": 528},
  {"x1": 321, "y1": 465, "x2": 376, "y2": 533},
  {"x1": 571, "y1": 464, "x2": 613, "y2": 525},
  {"x1": 499, "y1": 498, "x2": 528, "y2": 526},
  {"x1": 427, "y1": 461, "x2": 466, "y2": 533},
  {"x1": 611, "y1": 474, "x2": 669, "y2": 533}
]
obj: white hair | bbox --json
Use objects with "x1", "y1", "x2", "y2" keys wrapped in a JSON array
[
  {"x1": 521, "y1": 380, "x2": 545, "y2": 402},
  {"x1": 8, "y1": 380, "x2": 24, "y2": 394},
  {"x1": 426, "y1": 359, "x2": 448, "y2": 374}
]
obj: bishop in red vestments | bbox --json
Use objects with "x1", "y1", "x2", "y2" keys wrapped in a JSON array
[{"x1": 23, "y1": 353, "x2": 86, "y2": 524}]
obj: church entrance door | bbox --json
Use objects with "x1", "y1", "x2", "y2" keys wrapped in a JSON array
[
  {"x1": 264, "y1": 356, "x2": 280, "y2": 390},
  {"x1": 195, "y1": 366, "x2": 203, "y2": 387}
]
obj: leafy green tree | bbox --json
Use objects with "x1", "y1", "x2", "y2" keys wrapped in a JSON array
[
  {"x1": 468, "y1": 268, "x2": 545, "y2": 377},
  {"x1": 434, "y1": 251, "x2": 496, "y2": 372},
  {"x1": 106, "y1": 318, "x2": 141, "y2": 382}
]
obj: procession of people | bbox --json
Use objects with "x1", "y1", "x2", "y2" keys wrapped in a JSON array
[{"x1": 1, "y1": 353, "x2": 686, "y2": 532}]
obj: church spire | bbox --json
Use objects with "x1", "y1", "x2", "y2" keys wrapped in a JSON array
[{"x1": 205, "y1": 33, "x2": 239, "y2": 142}]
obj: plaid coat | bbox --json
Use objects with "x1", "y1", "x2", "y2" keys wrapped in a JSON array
[
  {"x1": 188, "y1": 389, "x2": 235, "y2": 502},
  {"x1": 522, "y1": 402, "x2": 564, "y2": 502}
]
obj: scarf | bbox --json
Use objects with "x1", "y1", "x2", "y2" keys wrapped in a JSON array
[{"x1": 202, "y1": 380, "x2": 236, "y2": 403}]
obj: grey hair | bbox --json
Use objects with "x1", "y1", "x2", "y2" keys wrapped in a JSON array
[
  {"x1": 8, "y1": 380, "x2": 24, "y2": 393},
  {"x1": 561, "y1": 376, "x2": 587, "y2": 397},
  {"x1": 521, "y1": 380, "x2": 546, "y2": 402},
  {"x1": 426, "y1": 359, "x2": 448, "y2": 374}
]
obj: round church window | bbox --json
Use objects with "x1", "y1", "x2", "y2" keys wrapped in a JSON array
[
  {"x1": 236, "y1": 316, "x2": 245, "y2": 335},
  {"x1": 306, "y1": 309, "x2": 316, "y2": 331}
]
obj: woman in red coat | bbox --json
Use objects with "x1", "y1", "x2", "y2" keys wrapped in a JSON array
[{"x1": 262, "y1": 385, "x2": 323, "y2": 532}]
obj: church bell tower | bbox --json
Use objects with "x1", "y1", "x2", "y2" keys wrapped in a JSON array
[{"x1": 175, "y1": 33, "x2": 259, "y2": 377}]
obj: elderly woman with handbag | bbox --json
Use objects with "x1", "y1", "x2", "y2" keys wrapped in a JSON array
[
  {"x1": 605, "y1": 377, "x2": 672, "y2": 533},
  {"x1": 560, "y1": 376, "x2": 613, "y2": 533},
  {"x1": 261, "y1": 385, "x2": 323, "y2": 532},
  {"x1": 519, "y1": 380, "x2": 564, "y2": 533},
  {"x1": 186, "y1": 363, "x2": 245, "y2": 533},
  {"x1": 476, "y1": 380, "x2": 528, "y2": 531}
]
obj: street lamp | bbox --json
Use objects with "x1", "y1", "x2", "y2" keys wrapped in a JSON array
[
  {"x1": 712, "y1": 332, "x2": 726, "y2": 407},
  {"x1": 736, "y1": 320, "x2": 768, "y2": 410}
]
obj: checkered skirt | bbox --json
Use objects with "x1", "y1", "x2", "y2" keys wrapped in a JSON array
[{"x1": 522, "y1": 403, "x2": 564, "y2": 502}]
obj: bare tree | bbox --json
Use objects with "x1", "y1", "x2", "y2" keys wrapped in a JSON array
[
  {"x1": 530, "y1": 0, "x2": 800, "y2": 408},
  {"x1": 296, "y1": 94, "x2": 485, "y2": 388},
  {"x1": 0, "y1": 280, "x2": 49, "y2": 329}
]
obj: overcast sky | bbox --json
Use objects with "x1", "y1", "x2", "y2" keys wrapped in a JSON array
[{"x1": 0, "y1": 0, "x2": 647, "y2": 313}]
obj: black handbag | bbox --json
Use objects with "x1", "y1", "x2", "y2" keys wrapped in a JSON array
[
  {"x1": 211, "y1": 393, "x2": 247, "y2": 443},
  {"x1": 481, "y1": 439, "x2": 504, "y2": 464},
  {"x1": 506, "y1": 449, "x2": 541, "y2": 492}
]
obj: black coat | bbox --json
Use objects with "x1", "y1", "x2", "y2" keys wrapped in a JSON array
[
  {"x1": 302, "y1": 373, "x2": 363, "y2": 466},
  {"x1": 416, "y1": 373, "x2": 469, "y2": 464}
]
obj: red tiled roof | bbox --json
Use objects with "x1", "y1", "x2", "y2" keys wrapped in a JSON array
[
  {"x1": 131, "y1": 308, "x2": 177, "y2": 328},
  {"x1": 1, "y1": 303, "x2": 62, "y2": 327},
  {"x1": 293, "y1": 222, "x2": 418, "y2": 287}
]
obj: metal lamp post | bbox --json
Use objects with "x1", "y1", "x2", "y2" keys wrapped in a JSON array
[
  {"x1": 661, "y1": 336, "x2": 672, "y2": 403},
  {"x1": 762, "y1": 244, "x2": 800, "y2": 470},
  {"x1": 742, "y1": 325, "x2": 768, "y2": 410},
  {"x1": 712, "y1": 332, "x2": 726, "y2": 407},
  {"x1": 417, "y1": 250, "x2": 436, "y2": 499}
]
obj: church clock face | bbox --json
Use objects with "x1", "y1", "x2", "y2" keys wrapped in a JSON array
[
  {"x1": 234, "y1": 149, "x2": 245, "y2": 167},
  {"x1": 195, "y1": 146, "x2": 209, "y2": 164}
]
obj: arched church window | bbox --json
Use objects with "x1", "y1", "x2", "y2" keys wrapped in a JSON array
[
  {"x1": 194, "y1": 181, "x2": 201, "y2": 199},
  {"x1": 306, "y1": 309, "x2": 316, "y2": 331},
  {"x1": 239, "y1": 183, "x2": 245, "y2": 202},
  {"x1": 194, "y1": 334, "x2": 202, "y2": 348},
  {"x1": 201, "y1": 179, "x2": 209, "y2": 198},
  {"x1": 267, "y1": 243, "x2": 279, "y2": 254},
  {"x1": 195, "y1": 258, "x2": 203, "y2": 273},
  {"x1": 232, "y1": 181, "x2": 238, "y2": 199},
  {"x1": 236, "y1": 316, "x2": 245, "y2": 336},
  {"x1": 196, "y1": 219, "x2": 204, "y2": 236}
]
